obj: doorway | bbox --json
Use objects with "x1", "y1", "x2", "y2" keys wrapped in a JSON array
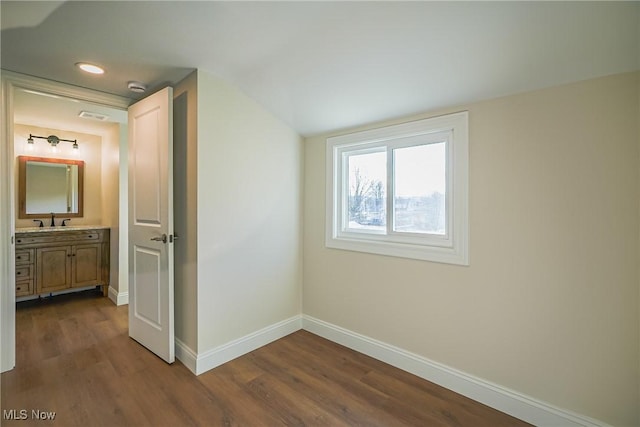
[{"x1": 1, "y1": 71, "x2": 131, "y2": 372}]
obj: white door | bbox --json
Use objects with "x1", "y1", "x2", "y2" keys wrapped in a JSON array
[{"x1": 127, "y1": 87, "x2": 175, "y2": 363}]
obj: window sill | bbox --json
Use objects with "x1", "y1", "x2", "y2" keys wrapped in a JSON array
[{"x1": 326, "y1": 235, "x2": 469, "y2": 265}]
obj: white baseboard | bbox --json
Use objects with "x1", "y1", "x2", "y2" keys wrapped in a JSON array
[
  {"x1": 302, "y1": 315, "x2": 609, "y2": 427},
  {"x1": 107, "y1": 286, "x2": 128, "y2": 306},
  {"x1": 175, "y1": 337, "x2": 198, "y2": 374},
  {"x1": 178, "y1": 315, "x2": 302, "y2": 376}
]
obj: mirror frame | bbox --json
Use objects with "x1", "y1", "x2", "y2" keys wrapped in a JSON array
[{"x1": 18, "y1": 156, "x2": 84, "y2": 219}]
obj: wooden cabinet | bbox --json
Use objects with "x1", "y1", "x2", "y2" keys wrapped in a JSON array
[{"x1": 15, "y1": 228, "x2": 110, "y2": 298}]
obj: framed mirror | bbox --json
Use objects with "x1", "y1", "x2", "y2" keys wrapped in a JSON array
[{"x1": 18, "y1": 156, "x2": 84, "y2": 218}]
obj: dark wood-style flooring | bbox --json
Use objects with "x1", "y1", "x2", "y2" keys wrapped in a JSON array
[{"x1": 1, "y1": 291, "x2": 531, "y2": 426}]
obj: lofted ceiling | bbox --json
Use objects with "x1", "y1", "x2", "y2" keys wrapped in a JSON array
[{"x1": 1, "y1": 1, "x2": 639, "y2": 137}]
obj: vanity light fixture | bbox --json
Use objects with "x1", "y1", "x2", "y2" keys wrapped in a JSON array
[
  {"x1": 76, "y1": 62, "x2": 105, "y2": 75},
  {"x1": 28, "y1": 134, "x2": 79, "y2": 150}
]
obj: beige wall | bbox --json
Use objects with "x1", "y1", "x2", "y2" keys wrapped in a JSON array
[
  {"x1": 14, "y1": 124, "x2": 103, "y2": 228},
  {"x1": 101, "y1": 123, "x2": 121, "y2": 293},
  {"x1": 303, "y1": 72, "x2": 639, "y2": 426},
  {"x1": 196, "y1": 70, "x2": 303, "y2": 351},
  {"x1": 174, "y1": 71, "x2": 199, "y2": 351}
]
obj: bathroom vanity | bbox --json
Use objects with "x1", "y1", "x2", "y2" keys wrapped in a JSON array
[{"x1": 15, "y1": 226, "x2": 110, "y2": 298}]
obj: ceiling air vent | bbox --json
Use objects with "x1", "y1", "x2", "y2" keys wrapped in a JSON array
[{"x1": 78, "y1": 110, "x2": 109, "y2": 121}]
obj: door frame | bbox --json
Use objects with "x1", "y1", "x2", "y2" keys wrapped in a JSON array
[{"x1": 0, "y1": 70, "x2": 130, "y2": 372}]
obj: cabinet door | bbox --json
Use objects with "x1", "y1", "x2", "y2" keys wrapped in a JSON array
[
  {"x1": 72, "y1": 243, "x2": 101, "y2": 287},
  {"x1": 37, "y1": 246, "x2": 72, "y2": 293}
]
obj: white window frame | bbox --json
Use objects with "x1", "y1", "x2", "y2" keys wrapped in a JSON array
[{"x1": 326, "y1": 111, "x2": 469, "y2": 265}]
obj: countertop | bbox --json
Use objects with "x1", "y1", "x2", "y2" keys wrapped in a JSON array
[{"x1": 15, "y1": 225, "x2": 110, "y2": 234}]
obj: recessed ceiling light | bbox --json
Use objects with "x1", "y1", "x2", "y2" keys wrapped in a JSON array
[{"x1": 76, "y1": 62, "x2": 105, "y2": 75}]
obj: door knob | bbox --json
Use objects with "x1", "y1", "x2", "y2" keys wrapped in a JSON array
[{"x1": 150, "y1": 234, "x2": 167, "y2": 243}]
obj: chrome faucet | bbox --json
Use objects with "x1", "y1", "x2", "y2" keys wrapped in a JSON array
[{"x1": 50, "y1": 213, "x2": 55, "y2": 227}]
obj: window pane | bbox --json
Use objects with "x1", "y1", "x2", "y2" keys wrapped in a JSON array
[
  {"x1": 393, "y1": 142, "x2": 446, "y2": 234},
  {"x1": 347, "y1": 151, "x2": 386, "y2": 231}
]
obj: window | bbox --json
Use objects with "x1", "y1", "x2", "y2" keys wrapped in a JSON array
[{"x1": 326, "y1": 111, "x2": 469, "y2": 265}]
